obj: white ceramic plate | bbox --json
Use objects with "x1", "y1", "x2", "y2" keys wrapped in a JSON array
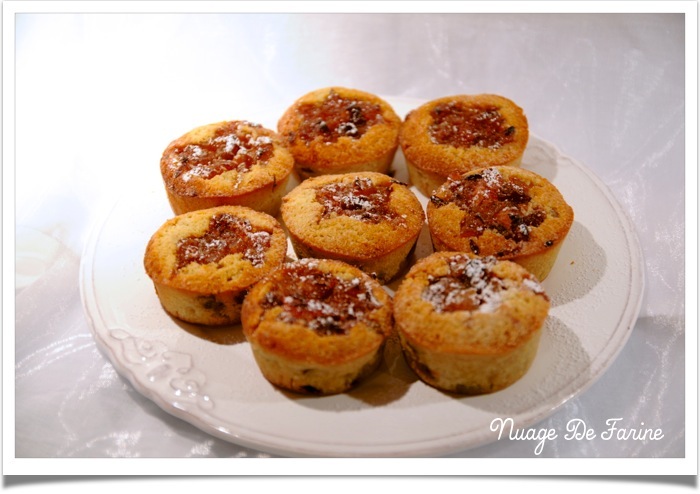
[{"x1": 80, "y1": 99, "x2": 644, "y2": 457}]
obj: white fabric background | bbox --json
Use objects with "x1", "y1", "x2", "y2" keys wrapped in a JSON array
[{"x1": 9, "y1": 7, "x2": 691, "y2": 469}]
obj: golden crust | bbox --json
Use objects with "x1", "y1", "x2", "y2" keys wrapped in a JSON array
[
  {"x1": 399, "y1": 94, "x2": 528, "y2": 195},
  {"x1": 241, "y1": 259, "x2": 394, "y2": 394},
  {"x1": 145, "y1": 205, "x2": 287, "y2": 292},
  {"x1": 143, "y1": 206, "x2": 287, "y2": 325},
  {"x1": 160, "y1": 120, "x2": 294, "y2": 215},
  {"x1": 427, "y1": 166, "x2": 573, "y2": 281},
  {"x1": 277, "y1": 87, "x2": 401, "y2": 178},
  {"x1": 393, "y1": 252, "x2": 550, "y2": 394},
  {"x1": 394, "y1": 252, "x2": 549, "y2": 354},
  {"x1": 280, "y1": 172, "x2": 425, "y2": 282}
]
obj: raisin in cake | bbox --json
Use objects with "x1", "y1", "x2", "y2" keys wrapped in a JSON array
[
  {"x1": 281, "y1": 171, "x2": 425, "y2": 283},
  {"x1": 399, "y1": 94, "x2": 529, "y2": 196},
  {"x1": 160, "y1": 120, "x2": 294, "y2": 216},
  {"x1": 241, "y1": 258, "x2": 394, "y2": 395},
  {"x1": 144, "y1": 205, "x2": 287, "y2": 325},
  {"x1": 278, "y1": 87, "x2": 401, "y2": 179},
  {"x1": 394, "y1": 252, "x2": 550, "y2": 394},
  {"x1": 427, "y1": 166, "x2": 573, "y2": 281}
]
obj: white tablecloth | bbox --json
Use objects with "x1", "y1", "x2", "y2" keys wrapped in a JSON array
[{"x1": 9, "y1": 7, "x2": 691, "y2": 473}]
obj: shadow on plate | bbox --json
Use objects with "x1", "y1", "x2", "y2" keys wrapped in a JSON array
[
  {"x1": 277, "y1": 334, "x2": 417, "y2": 409},
  {"x1": 544, "y1": 220, "x2": 607, "y2": 308},
  {"x1": 173, "y1": 318, "x2": 248, "y2": 346},
  {"x1": 443, "y1": 315, "x2": 591, "y2": 417}
]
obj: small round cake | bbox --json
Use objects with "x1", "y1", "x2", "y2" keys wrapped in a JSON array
[
  {"x1": 394, "y1": 252, "x2": 550, "y2": 395},
  {"x1": 399, "y1": 94, "x2": 529, "y2": 196},
  {"x1": 280, "y1": 172, "x2": 425, "y2": 283},
  {"x1": 160, "y1": 120, "x2": 294, "y2": 216},
  {"x1": 241, "y1": 258, "x2": 394, "y2": 395},
  {"x1": 277, "y1": 87, "x2": 402, "y2": 179},
  {"x1": 144, "y1": 206, "x2": 287, "y2": 325},
  {"x1": 427, "y1": 166, "x2": 574, "y2": 281}
]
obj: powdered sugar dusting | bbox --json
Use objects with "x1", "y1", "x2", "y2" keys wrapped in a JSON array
[
  {"x1": 422, "y1": 255, "x2": 505, "y2": 313},
  {"x1": 522, "y1": 275, "x2": 545, "y2": 295},
  {"x1": 428, "y1": 101, "x2": 514, "y2": 149},
  {"x1": 315, "y1": 176, "x2": 403, "y2": 224},
  {"x1": 262, "y1": 260, "x2": 383, "y2": 336},
  {"x1": 169, "y1": 121, "x2": 275, "y2": 188},
  {"x1": 481, "y1": 167, "x2": 501, "y2": 187},
  {"x1": 175, "y1": 213, "x2": 272, "y2": 269},
  {"x1": 285, "y1": 89, "x2": 385, "y2": 144}
]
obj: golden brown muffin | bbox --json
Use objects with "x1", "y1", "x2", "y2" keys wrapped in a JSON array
[
  {"x1": 280, "y1": 172, "x2": 425, "y2": 283},
  {"x1": 427, "y1": 166, "x2": 573, "y2": 281},
  {"x1": 160, "y1": 120, "x2": 294, "y2": 216},
  {"x1": 394, "y1": 252, "x2": 550, "y2": 395},
  {"x1": 241, "y1": 258, "x2": 394, "y2": 395},
  {"x1": 399, "y1": 94, "x2": 529, "y2": 196},
  {"x1": 277, "y1": 87, "x2": 402, "y2": 179},
  {"x1": 144, "y1": 205, "x2": 287, "y2": 325}
]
